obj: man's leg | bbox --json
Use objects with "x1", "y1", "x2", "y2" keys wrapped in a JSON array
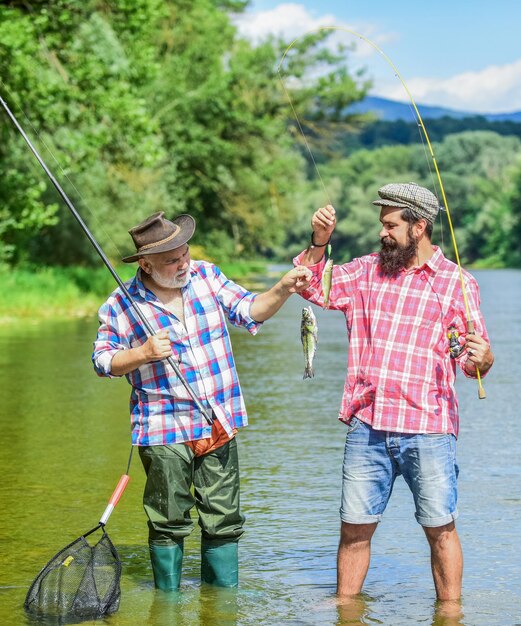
[
  {"x1": 338, "y1": 418, "x2": 395, "y2": 596},
  {"x1": 337, "y1": 521, "x2": 378, "y2": 596},
  {"x1": 139, "y1": 444, "x2": 195, "y2": 590},
  {"x1": 398, "y1": 432, "x2": 460, "y2": 600},
  {"x1": 194, "y1": 437, "x2": 245, "y2": 587},
  {"x1": 423, "y1": 522, "x2": 463, "y2": 600}
]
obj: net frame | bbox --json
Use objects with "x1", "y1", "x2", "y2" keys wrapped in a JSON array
[{"x1": 24, "y1": 525, "x2": 121, "y2": 622}]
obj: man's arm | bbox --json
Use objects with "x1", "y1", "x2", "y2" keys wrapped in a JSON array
[
  {"x1": 299, "y1": 204, "x2": 337, "y2": 266},
  {"x1": 250, "y1": 266, "x2": 312, "y2": 322}
]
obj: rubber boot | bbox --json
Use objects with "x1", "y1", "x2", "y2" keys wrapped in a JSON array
[
  {"x1": 149, "y1": 541, "x2": 184, "y2": 591},
  {"x1": 201, "y1": 539, "x2": 238, "y2": 587}
]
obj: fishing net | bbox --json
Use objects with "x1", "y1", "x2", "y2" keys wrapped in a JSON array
[{"x1": 24, "y1": 526, "x2": 121, "y2": 622}]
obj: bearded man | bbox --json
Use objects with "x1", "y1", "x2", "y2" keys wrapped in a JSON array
[
  {"x1": 93, "y1": 211, "x2": 311, "y2": 591},
  {"x1": 294, "y1": 182, "x2": 494, "y2": 601}
]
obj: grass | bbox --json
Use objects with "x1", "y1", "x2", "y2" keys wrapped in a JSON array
[{"x1": 0, "y1": 260, "x2": 268, "y2": 324}]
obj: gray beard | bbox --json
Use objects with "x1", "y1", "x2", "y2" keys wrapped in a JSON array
[{"x1": 150, "y1": 268, "x2": 190, "y2": 289}]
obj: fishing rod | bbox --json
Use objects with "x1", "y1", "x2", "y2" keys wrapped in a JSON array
[
  {"x1": 278, "y1": 27, "x2": 486, "y2": 400},
  {"x1": 0, "y1": 94, "x2": 214, "y2": 425}
]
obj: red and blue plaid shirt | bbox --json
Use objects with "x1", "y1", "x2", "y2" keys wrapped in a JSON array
[
  {"x1": 294, "y1": 246, "x2": 490, "y2": 436},
  {"x1": 92, "y1": 261, "x2": 261, "y2": 446}
]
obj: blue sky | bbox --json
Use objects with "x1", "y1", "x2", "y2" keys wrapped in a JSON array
[{"x1": 235, "y1": 1, "x2": 521, "y2": 113}]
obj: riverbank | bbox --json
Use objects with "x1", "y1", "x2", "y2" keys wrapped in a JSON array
[{"x1": 0, "y1": 259, "x2": 267, "y2": 324}]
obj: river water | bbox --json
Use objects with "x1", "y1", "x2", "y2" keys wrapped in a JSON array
[{"x1": 0, "y1": 268, "x2": 520, "y2": 626}]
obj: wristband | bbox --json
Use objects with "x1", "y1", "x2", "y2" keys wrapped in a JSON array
[{"x1": 310, "y1": 233, "x2": 330, "y2": 248}]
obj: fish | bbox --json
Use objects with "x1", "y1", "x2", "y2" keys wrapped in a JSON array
[
  {"x1": 301, "y1": 306, "x2": 318, "y2": 379},
  {"x1": 322, "y1": 257, "x2": 333, "y2": 308}
]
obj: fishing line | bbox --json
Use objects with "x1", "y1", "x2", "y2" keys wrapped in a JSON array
[
  {"x1": 277, "y1": 75, "x2": 334, "y2": 208},
  {"x1": 407, "y1": 109, "x2": 447, "y2": 253},
  {"x1": 403, "y1": 109, "x2": 448, "y2": 253},
  {"x1": 278, "y1": 26, "x2": 485, "y2": 399}
]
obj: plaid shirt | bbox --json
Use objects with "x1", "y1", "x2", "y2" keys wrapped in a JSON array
[
  {"x1": 92, "y1": 261, "x2": 261, "y2": 446},
  {"x1": 294, "y1": 246, "x2": 490, "y2": 436}
]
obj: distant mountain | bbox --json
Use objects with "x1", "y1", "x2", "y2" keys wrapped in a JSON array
[{"x1": 348, "y1": 95, "x2": 521, "y2": 123}]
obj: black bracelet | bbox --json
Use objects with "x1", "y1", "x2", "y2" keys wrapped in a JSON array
[{"x1": 310, "y1": 233, "x2": 330, "y2": 247}]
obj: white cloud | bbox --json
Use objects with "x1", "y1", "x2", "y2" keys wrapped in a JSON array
[
  {"x1": 233, "y1": 3, "x2": 396, "y2": 61},
  {"x1": 235, "y1": 3, "x2": 521, "y2": 114},
  {"x1": 233, "y1": 3, "x2": 335, "y2": 42},
  {"x1": 375, "y1": 59, "x2": 521, "y2": 114}
]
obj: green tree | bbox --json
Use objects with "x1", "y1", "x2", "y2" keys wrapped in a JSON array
[
  {"x1": 0, "y1": 0, "x2": 168, "y2": 264},
  {"x1": 295, "y1": 130, "x2": 521, "y2": 267},
  {"x1": 505, "y1": 163, "x2": 521, "y2": 267},
  {"x1": 435, "y1": 131, "x2": 521, "y2": 264},
  {"x1": 0, "y1": 0, "x2": 371, "y2": 265}
]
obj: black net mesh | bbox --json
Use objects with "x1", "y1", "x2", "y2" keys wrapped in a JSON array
[{"x1": 24, "y1": 528, "x2": 121, "y2": 622}]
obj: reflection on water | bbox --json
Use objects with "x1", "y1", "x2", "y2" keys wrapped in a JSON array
[
  {"x1": 432, "y1": 600, "x2": 465, "y2": 626},
  {"x1": 335, "y1": 595, "x2": 372, "y2": 625},
  {"x1": 146, "y1": 588, "x2": 239, "y2": 626},
  {"x1": 0, "y1": 269, "x2": 520, "y2": 625}
]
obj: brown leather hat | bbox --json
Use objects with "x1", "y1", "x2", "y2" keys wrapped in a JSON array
[{"x1": 122, "y1": 212, "x2": 196, "y2": 263}]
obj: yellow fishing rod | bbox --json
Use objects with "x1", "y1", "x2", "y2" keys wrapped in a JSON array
[{"x1": 278, "y1": 26, "x2": 486, "y2": 399}]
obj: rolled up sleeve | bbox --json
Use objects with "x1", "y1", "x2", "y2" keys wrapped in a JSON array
[
  {"x1": 213, "y1": 266, "x2": 263, "y2": 335},
  {"x1": 92, "y1": 301, "x2": 129, "y2": 377},
  {"x1": 292, "y1": 250, "x2": 327, "y2": 305}
]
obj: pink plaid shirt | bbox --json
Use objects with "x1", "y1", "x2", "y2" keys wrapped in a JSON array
[{"x1": 294, "y1": 246, "x2": 489, "y2": 436}]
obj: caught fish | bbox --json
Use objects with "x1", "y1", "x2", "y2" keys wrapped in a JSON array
[
  {"x1": 301, "y1": 306, "x2": 318, "y2": 379},
  {"x1": 322, "y1": 258, "x2": 333, "y2": 308}
]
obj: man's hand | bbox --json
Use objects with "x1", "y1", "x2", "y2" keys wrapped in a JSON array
[
  {"x1": 281, "y1": 266, "x2": 313, "y2": 294},
  {"x1": 299, "y1": 205, "x2": 337, "y2": 266},
  {"x1": 250, "y1": 267, "x2": 312, "y2": 322},
  {"x1": 141, "y1": 330, "x2": 173, "y2": 362},
  {"x1": 312, "y1": 205, "x2": 337, "y2": 245},
  {"x1": 110, "y1": 329, "x2": 173, "y2": 376},
  {"x1": 465, "y1": 331, "x2": 494, "y2": 373}
]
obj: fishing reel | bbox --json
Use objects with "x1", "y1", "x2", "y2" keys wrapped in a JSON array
[{"x1": 447, "y1": 326, "x2": 464, "y2": 359}]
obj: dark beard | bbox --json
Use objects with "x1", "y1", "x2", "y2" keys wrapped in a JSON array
[{"x1": 378, "y1": 228, "x2": 418, "y2": 278}]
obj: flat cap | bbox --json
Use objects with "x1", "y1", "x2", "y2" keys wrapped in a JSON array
[{"x1": 372, "y1": 182, "x2": 441, "y2": 223}]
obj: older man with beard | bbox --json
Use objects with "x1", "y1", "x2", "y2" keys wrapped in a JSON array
[
  {"x1": 93, "y1": 211, "x2": 311, "y2": 591},
  {"x1": 294, "y1": 182, "x2": 494, "y2": 601}
]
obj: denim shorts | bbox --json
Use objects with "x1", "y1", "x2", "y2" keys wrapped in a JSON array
[{"x1": 340, "y1": 417, "x2": 459, "y2": 527}]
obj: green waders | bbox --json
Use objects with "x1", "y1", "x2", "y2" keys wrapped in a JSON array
[
  {"x1": 149, "y1": 541, "x2": 184, "y2": 591},
  {"x1": 201, "y1": 539, "x2": 239, "y2": 587},
  {"x1": 139, "y1": 437, "x2": 244, "y2": 589}
]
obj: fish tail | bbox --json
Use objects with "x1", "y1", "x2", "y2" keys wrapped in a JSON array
[{"x1": 303, "y1": 365, "x2": 314, "y2": 379}]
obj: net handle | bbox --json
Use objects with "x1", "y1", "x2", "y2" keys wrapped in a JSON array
[{"x1": 99, "y1": 474, "x2": 130, "y2": 526}]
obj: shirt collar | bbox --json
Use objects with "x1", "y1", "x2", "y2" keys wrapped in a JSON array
[
  {"x1": 403, "y1": 245, "x2": 443, "y2": 275},
  {"x1": 423, "y1": 245, "x2": 444, "y2": 274},
  {"x1": 127, "y1": 268, "x2": 149, "y2": 300}
]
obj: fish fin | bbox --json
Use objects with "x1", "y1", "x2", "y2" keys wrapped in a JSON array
[{"x1": 303, "y1": 366, "x2": 314, "y2": 379}]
